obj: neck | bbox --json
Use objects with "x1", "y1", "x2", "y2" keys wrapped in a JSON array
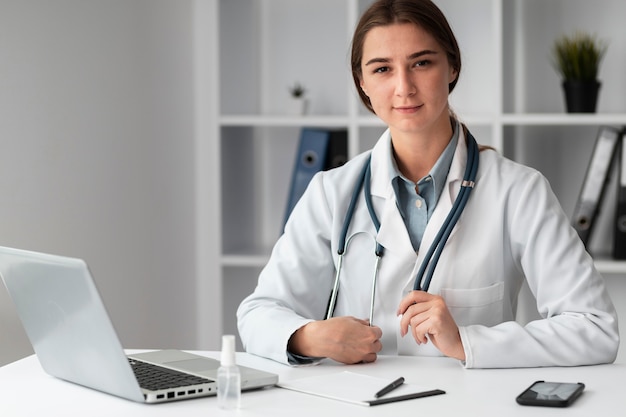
[{"x1": 391, "y1": 117, "x2": 454, "y2": 183}]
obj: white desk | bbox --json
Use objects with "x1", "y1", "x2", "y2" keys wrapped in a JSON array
[{"x1": 1, "y1": 351, "x2": 624, "y2": 416}]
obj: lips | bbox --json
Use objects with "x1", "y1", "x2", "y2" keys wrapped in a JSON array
[{"x1": 394, "y1": 104, "x2": 422, "y2": 114}]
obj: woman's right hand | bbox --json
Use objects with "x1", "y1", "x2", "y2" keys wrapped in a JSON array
[{"x1": 287, "y1": 316, "x2": 383, "y2": 364}]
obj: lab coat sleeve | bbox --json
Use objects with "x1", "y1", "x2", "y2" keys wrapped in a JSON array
[
  {"x1": 459, "y1": 170, "x2": 619, "y2": 368},
  {"x1": 237, "y1": 171, "x2": 338, "y2": 365}
]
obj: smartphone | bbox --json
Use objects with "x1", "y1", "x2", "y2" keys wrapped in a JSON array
[{"x1": 516, "y1": 381, "x2": 585, "y2": 407}]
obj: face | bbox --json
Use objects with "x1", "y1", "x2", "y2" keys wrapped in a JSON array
[{"x1": 359, "y1": 23, "x2": 457, "y2": 139}]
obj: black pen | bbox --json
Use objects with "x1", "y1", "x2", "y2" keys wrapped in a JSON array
[{"x1": 374, "y1": 377, "x2": 405, "y2": 398}]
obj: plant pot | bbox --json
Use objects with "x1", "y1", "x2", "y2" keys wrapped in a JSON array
[
  {"x1": 562, "y1": 80, "x2": 601, "y2": 113},
  {"x1": 288, "y1": 97, "x2": 308, "y2": 116}
]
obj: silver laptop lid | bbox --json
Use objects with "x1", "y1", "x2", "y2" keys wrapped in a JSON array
[{"x1": 0, "y1": 246, "x2": 144, "y2": 402}]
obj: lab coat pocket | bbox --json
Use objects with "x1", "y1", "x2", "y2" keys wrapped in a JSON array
[{"x1": 440, "y1": 282, "x2": 504, "y2": 327}]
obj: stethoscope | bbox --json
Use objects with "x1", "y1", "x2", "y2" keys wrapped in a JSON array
[{"x1": 325, "y1": 130, "x2": 479, "y2": 324}]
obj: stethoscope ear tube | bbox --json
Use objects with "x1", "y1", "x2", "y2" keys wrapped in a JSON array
[
  {"x1": 327, "y1": 230, "x2": 381, "y2": 320},
  {"x1": 364, "y1": 161, "x2": 385, "y2": 256},
  {"x1": 326, "y1": 254, "x2": 344, "y2": 320},
  {"x1": 414, "y1": 132, "x2": 479, "y2": 292},
  {"x1": 329, "y1": 156, "x2": 376, "y2": 320},
  {"x1": 337, "y1": 157, "x2": 371, "y2": 255}
]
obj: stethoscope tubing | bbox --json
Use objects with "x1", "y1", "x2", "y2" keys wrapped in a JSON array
[
  {"x1": 414, "y1": 133, "x2": 479, "y2": 291},
  {"x1": 327, "y1": 130, "x2": 479, "y2": 321},
  {"x1": 326, "y1": 231, "x2": 380, "y2": 322}
]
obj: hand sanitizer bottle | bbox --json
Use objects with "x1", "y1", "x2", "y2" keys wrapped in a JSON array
[{"x1": 217, "y1": 335, "x2": 241, "y2": 409}]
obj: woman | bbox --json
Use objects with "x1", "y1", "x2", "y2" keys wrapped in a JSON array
[{"x1": 237, "y1": 0, "x2": 619, "y2": 368}]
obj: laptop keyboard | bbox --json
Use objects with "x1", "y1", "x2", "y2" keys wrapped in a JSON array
[{"x1": 129, "y1": 359, "x2": 212, "y2": 391}]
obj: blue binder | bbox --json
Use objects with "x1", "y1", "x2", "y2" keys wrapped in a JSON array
[{"x1": 283, "y1": 128, "x2": 347, "y2": 228}]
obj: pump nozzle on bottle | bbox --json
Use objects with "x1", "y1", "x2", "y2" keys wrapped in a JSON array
[{"x1": 217, "y1": 335, "x2": 241, "y2": 409}]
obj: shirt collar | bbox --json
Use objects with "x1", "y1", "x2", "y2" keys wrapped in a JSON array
[{"x1": 388, "y1": 119, "x2": 460, "y2": 194}]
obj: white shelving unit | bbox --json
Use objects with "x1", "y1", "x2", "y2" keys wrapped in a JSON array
[{"x1": 206, "y1": 0, "x2": 626, "y2": 347}]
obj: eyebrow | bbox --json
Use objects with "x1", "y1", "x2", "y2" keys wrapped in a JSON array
[{"x1": 364, "y1": 50, "x2": 439, "y2": 66}]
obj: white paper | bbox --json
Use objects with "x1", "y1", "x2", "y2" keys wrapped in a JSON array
[{"x1": 277, "y1": 371, "x2": 440, "y2": 406}]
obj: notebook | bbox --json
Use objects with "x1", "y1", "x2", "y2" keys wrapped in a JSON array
[
  {"x1": 278, "y1": 371, "x2": 445, "y2": 406},
  {"x1": 0, "y1": 246, "x2": 278, "y2": 403}
]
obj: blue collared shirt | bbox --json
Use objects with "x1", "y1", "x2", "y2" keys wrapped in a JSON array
[{"x1": 390, "y1": 122, "x2": 459, "y2": 251}]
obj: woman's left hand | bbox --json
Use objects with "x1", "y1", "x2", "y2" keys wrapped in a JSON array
[{"x1": 397, "y1": 291, "x2": 465, "y2": 360}]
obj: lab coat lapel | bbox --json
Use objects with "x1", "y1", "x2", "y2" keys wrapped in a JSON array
[
  {"x1": 425, "y1": 130, "x2": 467, "y2": 242},
  {"x1": 367, "y1": 128, "x2": 471, "y2": 290},
  {"x1": 368, "y1": 131, "x2": 416, "y2": 260},
  {"x1": 411, "y1": 129, "x2": 468, "y2": 289},
  {"x1": 376, "y1": 188, "x2": 415, "y2": 258}
]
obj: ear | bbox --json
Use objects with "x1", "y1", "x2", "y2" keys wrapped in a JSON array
[
  {"x1": 448, "y1": 67, "x2": 458, "y2": 84},
  {"x1": 359, "y1": 78, "x2": 367, "y2": 95}
]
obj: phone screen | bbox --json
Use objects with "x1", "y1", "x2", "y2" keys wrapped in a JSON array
[{"x1": 516, "y1": 381, "x2": 585, "y2": 407}]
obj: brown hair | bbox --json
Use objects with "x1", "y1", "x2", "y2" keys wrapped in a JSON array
[{"x1": 351, "y1": 0, "x2": 461, "y2": 114}]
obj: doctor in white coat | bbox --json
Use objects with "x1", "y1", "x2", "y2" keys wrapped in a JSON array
[{"x1": 237, "y1": 0, "x2": 619, "y2": 368}]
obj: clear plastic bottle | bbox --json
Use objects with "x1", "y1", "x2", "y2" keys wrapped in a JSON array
[{"x1": 217, "y1": 335, "x2": 241, "y2": 409}]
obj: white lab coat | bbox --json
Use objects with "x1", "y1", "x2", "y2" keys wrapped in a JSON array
[{"x1": 237, "y1": 128, "x2": 619, "y2": 368}]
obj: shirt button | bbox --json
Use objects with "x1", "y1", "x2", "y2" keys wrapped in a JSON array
[{"x1": 415, "y1": 200, "x2": 423, "y2": 209}]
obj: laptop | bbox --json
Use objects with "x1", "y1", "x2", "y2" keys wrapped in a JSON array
[{"x1": 0, "y1": 246, "x2": 278, "y2": 403}]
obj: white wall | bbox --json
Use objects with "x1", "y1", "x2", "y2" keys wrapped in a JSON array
[{"x1": 0, "y1": 0, "x2": 199, "y2": 365}]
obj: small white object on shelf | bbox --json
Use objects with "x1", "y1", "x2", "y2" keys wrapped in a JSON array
[{"x1": 287, "y1": 82, "x2": 308, "y2": 116}]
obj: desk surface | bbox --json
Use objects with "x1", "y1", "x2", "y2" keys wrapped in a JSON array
[{"x1": 1, "y1": 351, "x2": 624, "y2": 416}]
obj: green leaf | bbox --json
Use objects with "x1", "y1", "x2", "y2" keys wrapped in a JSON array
[{"x1": 551, "y1": 32, "x2": 608, "y2": 81}]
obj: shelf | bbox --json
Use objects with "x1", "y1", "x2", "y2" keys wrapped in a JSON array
[
  {"x1": 220, "y1": 115, "x2": 351, "y2": 127},
  {"x1": 501, "y1": 113, "x2": 626, "y2": 126},
  {"x1": 594, "y1": 258, "x2": 626, "y2": 275},
  {"x1": 222, "y1": 254, "x2": 270, "y2": 268}
]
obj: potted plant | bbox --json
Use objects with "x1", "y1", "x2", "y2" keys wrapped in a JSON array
[
  {"x1": 287, "y1": 82, "x2": 308, "y2": 115},
  {"x1": 551, "y1": 31, "x2": 608, "y2": 113}
]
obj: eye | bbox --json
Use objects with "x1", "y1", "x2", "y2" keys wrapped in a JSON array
[
  {"x1": 414, "y1": 59, "x2": 431, "y2": 67},
  {"x1": 373, "y1": 66, "x2": 389, "y2": 74}
]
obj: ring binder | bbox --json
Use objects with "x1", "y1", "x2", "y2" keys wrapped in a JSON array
[
  {"x1": 571, "y1": 126, "x2": 620, "y2": 247},
  {"x1": 283, "y1": 128, "x2": 347, "y2": 228},
  {"x1": 613, "y1": 129, "x2": 626, "y2": 259}
]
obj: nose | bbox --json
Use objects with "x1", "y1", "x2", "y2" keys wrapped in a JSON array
[{"x1": 395, "y1": 69, "x2": 416, "y2": 97}]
